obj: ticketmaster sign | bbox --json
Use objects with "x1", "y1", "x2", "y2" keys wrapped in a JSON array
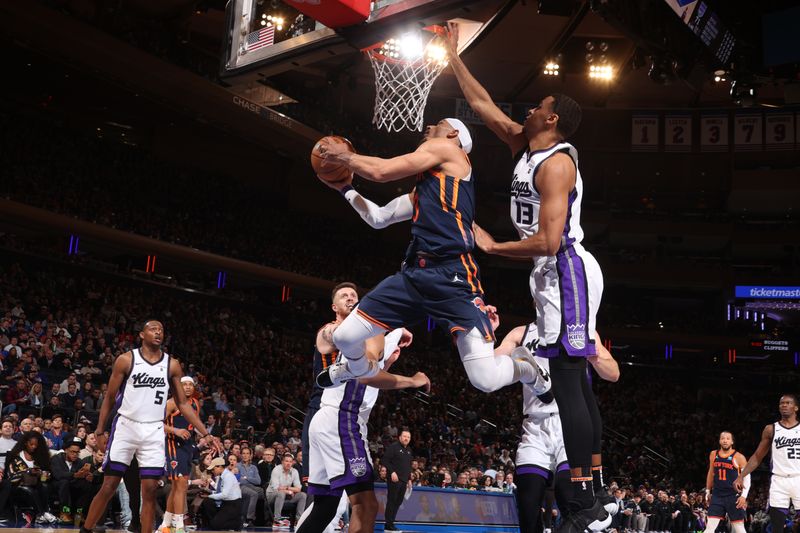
[{"x1": 735, "y1": 286, "x2": 800, "y2": 299}]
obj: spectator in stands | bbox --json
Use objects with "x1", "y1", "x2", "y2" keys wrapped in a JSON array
[
  {"x1": 59, "y1": 383, "x2": 80, "y2": 409},
  {"x1": 258, "y1": 447, "x2": 277, "y2": 489},
  {"x1": 17, "y1": 416, "x2": 34, "y2": 437},
  {"x1": 45, "y1": 383, "x2": 61, "y2": 403},
  {"x1": 205, "y1": 414, "x2": 222, "y2": 437},
  {"x1": 3, "y1": 379, "x2": 29, "y2": 415},
  {"x1": 79, "y1": 432, "x2": 98, "y2": 460},
  {"x1": 202, "y1": 456, "x2": 242, "y2": 530},
  {"x1": 672, "y1": 492, "x2": 692, "y2": 533},
  {"x1": 42, "y1": 396, "x2": 63, "y2": 421},
  {"x1": 189, "y1": 452, "x2": 215, "y2": 520},
  {"x1": 58, "y1": 372, "x2": 78, "y2": 394},
  {"x1": 238, "y1": 446, "x2": 263, "y2": 527},
  {"x1": 44, "y1": 414, "x2": 65, "y2": 450},
  {"x1": 51, "y1": 437, "x2": 93, "y2": 523},
  {"x1": 0, "y1": 419, "x2": 16, "y2": 469},
  {"x1": 5, "y1": 431, "x2": 56, "y2": 525},
  {"x1": 266, "y1": 453, "x2": 306, "y2": 526},
  {"x1": 79, "y1": 359, "x2": 101, "y2": 378},
  {"x1": 25, "y1": 381, "x2": 45, "y2": 412}
]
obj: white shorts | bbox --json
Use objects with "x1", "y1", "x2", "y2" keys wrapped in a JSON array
[
  {"x1": 103, "y1": 415, "x2": 166, "y2": 478},
  {"x1": 307, "y1": 405, "x2": 373, "y2": 497},
  {"x1": 530, "y1": 244, "x2": 603, "y2": 358},
  {"x1": 516, "y1": 413, "x2": 568, "y2": 480},
  {"x1": 769, "y1": 475, "x2": 800, "y2": 509}
]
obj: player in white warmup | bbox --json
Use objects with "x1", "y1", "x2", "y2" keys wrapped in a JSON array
[
  {"x1": 79, "y1": 320, "x2": 221, "y2": 533},
  {"x1": 492, "y1": 312, "x2": 618, "y2": 533},
  {"x1": 297, "y1": 328, "x2": 430, "y2": 533},
  {"x1": 446, "y1": 23, "x2": 607, "y2": 532},
  {"x1": 735, "y1": 395, "x2": 800, "y2": 533}
]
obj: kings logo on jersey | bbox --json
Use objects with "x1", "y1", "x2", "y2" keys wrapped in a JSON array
[
  {"x1": 131, "y1": 373, "x2": 167, "y2": 389},
  {"x1": 349, "y1": 456, "x2": 368, "y2": 477},
  {"x1": 774, "y1": 436, "x2": 800, "y2": 449},
  {"x1": 510, "y1": 178, "x2": 533, "y2": 198},
  {"x1": 566, "y1": 323, "x2": 586, "y2": 350}
]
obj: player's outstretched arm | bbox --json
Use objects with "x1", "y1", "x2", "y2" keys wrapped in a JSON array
[
  {"x1": 94, "y1": 351, "x2": 132, "y2": 440},
  {"x1": 735, "y1": 424, "x2": 773, "y2": 489},
  {"x1": 473, "y1": 154, "x2": 574, "y2": 258},
  {"x1": 361, "y1": 371, "x2": 431, "y2": 393},
  {"x1": 169, "y1": 358, "x2": 221, "y2": 452},
  {"x1": 322, "y1": 138, "x2": 460, "y2": 183},
  {"x1": 705, "y1": 450, "x2": 716, "y2": 500},
  {"x1": 446, "y1": 22, "x2": 526, "y2": 153},
  {"x1": 588, "y1": 332, "x2": 620, "y2": 382}
]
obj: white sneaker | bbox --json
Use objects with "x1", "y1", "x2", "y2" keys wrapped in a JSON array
[
  {"x1": 316, "y1": 360, "x2": 378, "y2": 388},
  {"x1": 39, "y1": 511, "x2": 58, "y2": 524},
  {"x1": 511, "y1": 346, "x2": 551, "y2": 395}
]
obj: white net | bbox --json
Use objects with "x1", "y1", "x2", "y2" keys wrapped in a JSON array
[{"x1": 365, "y1": 31, "x2": 449, "y2": 132}]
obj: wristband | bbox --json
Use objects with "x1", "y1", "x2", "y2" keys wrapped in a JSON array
[{"x1": 340, "y1": 185, "x2": 355, "y2": 197}]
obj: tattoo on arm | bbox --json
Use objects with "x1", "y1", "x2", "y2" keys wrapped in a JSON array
[{"x1": 321, "y1": 326, "x2": 334, "y2": 345}]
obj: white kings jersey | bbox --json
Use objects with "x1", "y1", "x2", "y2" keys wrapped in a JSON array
[
  {"x1": 117, "y1": 348, "x2": 170, "y2": 423},
  {"x1": 320, "y1": 328, "x2": 403, "y2": 422},
  {"x1": 772, "y1": 422, "x2": 800, "y2": 476},
  {"x1": 520, "y1": 323, "x2": 558, "y2": 418},
  {"x1": 510, "y1": 142, "x2": 584, "y2": 252}
]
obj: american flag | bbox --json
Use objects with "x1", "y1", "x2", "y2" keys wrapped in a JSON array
[{"x1": 245, "y1": 25, "x2": 275, "y2": 51}]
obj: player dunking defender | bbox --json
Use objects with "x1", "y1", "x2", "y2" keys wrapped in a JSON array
[
  {"x1": 735, "y1": 395, "x2": 800, "y2": 533},
  {"x1": 160, "y1": 376, "x2": 202, "y2": 533},
  {"x1": 316, "y1": 118, "x2": 550, "y2": 400},
  {"x1": 446, "y1": 23, "x2": 607, "y2": 531},
  {"x1": 80, "y1": 320, "x2": 221, "y2": 533},
  {"x1": 703, "y1": 431, "x2": 749, "y2": 533}
]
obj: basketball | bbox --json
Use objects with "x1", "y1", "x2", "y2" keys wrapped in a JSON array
[{"x1": 310, "y1": 135, "x2": 355, "y2": 184}]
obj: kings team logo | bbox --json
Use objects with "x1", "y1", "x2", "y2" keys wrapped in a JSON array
[
  {"x1": 349, "y1": 457, "x2": 368, "y2": 477},
  {"x1": 567, "y1": 323, "x2": 586, "y2": 350}
]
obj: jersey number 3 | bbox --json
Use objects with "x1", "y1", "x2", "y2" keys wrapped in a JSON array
[{"x1": 515, "y1": 201, "x2": 533, "y2": 225}]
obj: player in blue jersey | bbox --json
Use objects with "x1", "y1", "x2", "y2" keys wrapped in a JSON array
[
  {"x1": 704, "y1": 431, "x2": 749, "y2": 533},
  {"x1": 315, "y1": 119, "x2": 550, "y2": 400},
  {"x1": 160, "y1": 376, "x2": 203, "y2": 533}
]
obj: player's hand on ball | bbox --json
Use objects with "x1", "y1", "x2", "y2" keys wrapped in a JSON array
[
  {"x1": 472, "y1": 223, "x2": 496, "y2": 254},
  {"x1": 412, "y1": 372, "x2": 431, "y2": 393},
  {"x1": 319, "y1": 141, "x2": 352, "y2": 165},
  {"x1": 736, "y1": 496, "x2": 747, "y2": 509}
]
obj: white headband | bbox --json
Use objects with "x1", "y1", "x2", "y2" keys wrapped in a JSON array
[
  {"x1": 444, "y1": 118, "x2": 473, "y2": 154},
  {"x1": 180, "y1": 376, "x2": 195, "y2": 385}
]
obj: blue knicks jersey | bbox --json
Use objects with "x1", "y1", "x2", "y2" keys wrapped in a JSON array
[
  {"x1": 712, "y1": 450, "x2": 739, "y2": 496},
  {"x1": 309, "y1": 346, "x2": 338, "y2": 410},
  {"x1": 410, "y1": 161, "x2": 475, "y2": 257},
  {"x1": 166, "y1": 397, "x2": 200, "y2": 450}
]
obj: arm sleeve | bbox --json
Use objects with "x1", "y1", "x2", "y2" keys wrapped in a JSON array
[
  {"x1": 741, "y1": 473, "x2": 751, "y2": 498},
  {"x1": 343, "y1": 189, "x2": 413, "y2": 229}
]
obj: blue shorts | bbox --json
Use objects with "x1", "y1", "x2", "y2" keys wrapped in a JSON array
[
  {"x1": 356, "y1": 254, "x2": 494, "y2": 341},
  {"x1": 166, "y1": 441, "x2": 195, "y2": 479},
  {"x1": 708, "y1": 493, "x2": 745, "y2": 522}
]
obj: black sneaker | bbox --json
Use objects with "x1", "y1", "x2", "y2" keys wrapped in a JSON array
[
  {"x1": 556, "y1": 498, "x2": 610, "y2": 533},
  {"x1": 597, "y1": 491, "x2": 619, "y2": 516}
]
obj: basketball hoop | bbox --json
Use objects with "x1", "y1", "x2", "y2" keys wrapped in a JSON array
[{"x1": 363, "y1": 26, "x2": 449, "y2": 132}]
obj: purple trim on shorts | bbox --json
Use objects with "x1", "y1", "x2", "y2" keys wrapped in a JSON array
[
  {"x1": 308, "y1": 483, "x2": 344, "y2": 497},
  {"x1": 562, "y1": 188, "x2": 577, "y2": 248},
  {"x1": 557, "y1": 462, "x2": 571, "y2": 473},
  {"x1": 537, "y1": 247, "x2": 596, "y2": 358},
  {"x1": 516, "y1": 465, "x2": 552, "y2": 481},
  {"x1": 332, "y1": 382, "x2": 373, "y2": 490},
  {"x1": 102, "y1": 415, "x2": 122, "y2": 471},
  {"x1": 104, "y1": 461, "x2": 128, "y2": 476},
  {"x1": 140, "y1": 467, "x2": 165, "y2": 478}
]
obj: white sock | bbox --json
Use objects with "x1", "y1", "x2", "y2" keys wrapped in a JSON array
[
  {"x1": 173, "y1": 514, "x2": 184, "y2": 529},
  {"x1": 160, "y1": 511, "x2": 173, "y2": 529}
]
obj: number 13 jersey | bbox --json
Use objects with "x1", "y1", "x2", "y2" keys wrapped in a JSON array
[
  {"x1": 510, "y1": 142, "x2": 584, "y2": 252},
  {"x1": 117, "y1": 348, "x2": 170, "y2": 423},
  {"x1": 773, "y1": 422, "x2": 800, "y2": 477}
]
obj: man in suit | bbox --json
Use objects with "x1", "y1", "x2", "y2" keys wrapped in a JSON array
[
  {"x1": 382, "y1": 429, "x2": 413, "y2": 532},
  {"x1": 51, "y1": 438, "x2": 95, "y2": 524}
]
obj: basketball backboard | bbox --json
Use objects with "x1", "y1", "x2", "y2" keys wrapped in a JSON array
[{"x1": 221, "y1": 0, "x2": 513, "y2": 81}]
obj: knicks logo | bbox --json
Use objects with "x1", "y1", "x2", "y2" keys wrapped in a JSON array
[
  {"x1": 170, "y1": 460, "x2": 178, "y2": 470},
  {"x1": 349, "y1": 457, "x2": 368, "y2": 478},
  {"x1": 472, "y1": 297, "x2": 488, "y2": 314},
  {"x1": 566, "y1": 323, "x2": 586, "y2": 350}
]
